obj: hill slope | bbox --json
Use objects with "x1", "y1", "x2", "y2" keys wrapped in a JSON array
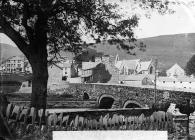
[
  {"x1": 92, "y1": 33, "x2": 195, "y2": 69},
  {"x1": 0, "y1": 43, "x2": 23, "y2": 63},
  {"x1": 1, "y1": 33, "x2": 195, "y2": 70}
]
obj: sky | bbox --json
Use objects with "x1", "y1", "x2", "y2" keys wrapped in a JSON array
[{"x1": 0, "y1": 0, "x2": 195, "y2": 47}]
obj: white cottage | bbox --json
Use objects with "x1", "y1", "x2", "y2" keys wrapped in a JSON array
[
  {"x1": 156, "y1": 76, "x2": 195, "y2": 90},
  {"x1": 166, "y1": 63, "x2": 185, "y2": 77},
  {"x1": 138, "y1": 60, "x2": 155, "y2": 75}
]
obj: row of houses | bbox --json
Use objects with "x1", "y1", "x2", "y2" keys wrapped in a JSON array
[
  {"x1": 116, "y1": 62, "x2": 195, "y2": 90},
  {"x1": 0, "y1": 55, "x2": 32, "y2": 73},
  {"x1": 4, "y1": 53, "x2": 195, "y2": 92},
  {"x1": 119, "y1": 74, "x2": 195, "y2": 90}
]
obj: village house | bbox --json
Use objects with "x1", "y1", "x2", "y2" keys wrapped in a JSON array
[
  {"x1": 0, "y1": 56, "x2": 25, "y2": 73},
  {"x1": 78, "y1": 61, "x2": 100, "y2": 83},
  {"x1": 62, "y1": 60, "x2": 77, "y2": 79},
  {"x1": 115, "y1": 59, "x2": 140, "y2": 75},
  {"x1": 115, "y1": 58, "x2": 155, "y2": 75},
  {"x1": 166, "y1": 63, "x2": 185, "y2": 77},
  {"x1": 19, "y1": 59, "x2": 78, "y2": 92},
  {"x1": 138, "y1": 60, "x2": 155, "y2": 75},
  {"x1": 19, "y1": 62, "x2": 65, "y2": 93},
  {"x1": 0, "y1": 55, "x2": 32, "y2": 74}
]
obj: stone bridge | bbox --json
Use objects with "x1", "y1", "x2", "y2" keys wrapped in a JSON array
[{"x1": 64, "y1": 83, "x2": 195, "y2": 109}]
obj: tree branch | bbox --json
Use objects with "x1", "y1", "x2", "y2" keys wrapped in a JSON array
[
  {"x1": 22, "y1": 1, "x2": 34, "y2": 43},
  {"x1": 0, "y1": 16, "x2": 30, "y2": 57}
]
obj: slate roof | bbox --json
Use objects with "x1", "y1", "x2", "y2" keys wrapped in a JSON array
[
  {"x1": 115, "y1": 59, "x2": 140, "y2": 70},
  {"x1": 82, "y1": 62, "x2": 100, "y2": 70},
  {"x1": 166, "y1": 63, "x2": 184, "y2": 73},
  {"x1": 140, "y1": 60, "x2": 152, "y2": 71}
]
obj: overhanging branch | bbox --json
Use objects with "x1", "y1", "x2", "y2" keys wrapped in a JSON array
[
  {"x1": 22, "y1": 1, "x2": 34, "y2": 43},
  {"x1": 0, "y1": 16, "x2": 30, "y2": 57}
]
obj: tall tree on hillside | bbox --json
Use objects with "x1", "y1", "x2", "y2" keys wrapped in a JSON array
[
  {"x1": 0, "y1": 0, "x2": 172, "y2": 109},
  {"x1": 186, "y1": 55, "x2": 195, "y2": 76}
]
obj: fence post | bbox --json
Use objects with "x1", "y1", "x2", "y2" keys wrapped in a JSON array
[
  {"x1": 186, "y1": 99, "x2": 190, "y2": 139},
  {"x1": 0, "y1": 109, "x2": 13, "y2": 139}
]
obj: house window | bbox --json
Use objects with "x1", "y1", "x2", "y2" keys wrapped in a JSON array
[{"x1": 28, "y1": 81, "x2": 32, "y2": 87}]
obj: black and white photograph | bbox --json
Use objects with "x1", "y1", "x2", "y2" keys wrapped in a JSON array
[{"x1": 0, "y1": 0, "x2": 195, "y2": 139}]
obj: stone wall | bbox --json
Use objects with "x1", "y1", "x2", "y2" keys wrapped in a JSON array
[{"x1": 65, "y1": 83, "x2": 195, "y2": 109}]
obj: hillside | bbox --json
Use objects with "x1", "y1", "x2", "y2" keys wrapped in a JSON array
[
  {"x1": 0, "y1": 43, "x2": 23, "y2": 63},
  {"x1": 1, "y1": 33, "x2": 195, "y2": 70},
  {"x1": 91, "y1": 33, "x2": 195, "y2": 70}
]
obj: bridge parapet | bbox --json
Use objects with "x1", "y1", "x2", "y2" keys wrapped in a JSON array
[{"x1": 65, "y1": 83, "x2": 195, "y2": 109}]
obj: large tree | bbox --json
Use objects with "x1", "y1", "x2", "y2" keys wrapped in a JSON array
[
  {"x1": 186, "y1": 55, "x2": 195, "y2": 76},
  {"x1": 0, "y1": 0, "x2": 171, "y2": 109}
]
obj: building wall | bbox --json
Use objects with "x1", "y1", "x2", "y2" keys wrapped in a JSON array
[
  {"x1": 166, "y1": 66, "x2": 185, "y2": 77},
  {"x1": 4, "y1": 56, "x2": 25, "y2": 73},
  {"x1": 120, "y1": 66, "x2": 135, "y2": 75},
  {"x1": 48, "y1": 65, "x2": 63, "y2": 90},
  {"x1": 139, "y1": 63, "x2": 155, "y2": 75},
  {"x1": 123, "y1": 80, "x2": 142, "y2": 86},
  {"x1": 157, "y1": 80, "x2": 195, "y2": 90},
  {"x1": 67, "y1": 77, "x2": 82, "y2": 83},
  {"x1": 0, "y1": 56, "x2": 33, "y2": 74},
  {"x1": 63, "y1": 67, "x2": 71, "y2": 78}
]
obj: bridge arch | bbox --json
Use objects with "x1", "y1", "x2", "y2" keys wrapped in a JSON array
[
  {"x1": 123, "y1": 100, "x2": 144, "y2": 108},
  {"x1": 98, "y1": 94, "x2": 115, "y2": 109},
  {"x1": 83, "y1": 91, "x2": 89, "y2": 100}
]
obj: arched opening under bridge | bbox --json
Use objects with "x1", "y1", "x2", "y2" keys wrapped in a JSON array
[
  {"x1": 123, "y1": 100, "x2": 143, "y2": 108},
  {"x1": 98, "y1": 94, "x2": 115, "y2": 109}
]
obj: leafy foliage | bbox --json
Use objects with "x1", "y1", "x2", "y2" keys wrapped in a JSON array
[
  {"x1": 0, "y1": 0, "x2": 172, "y2": 60},
  {"x1": 90, "y1": 63, "x2": 112, "y2": 83},
  {"x1": 0, "y1": 0, "x2": 173, "y2": 108},
  {"x1": 185, "y1": 55, "x2": 195, "y2": 76}
]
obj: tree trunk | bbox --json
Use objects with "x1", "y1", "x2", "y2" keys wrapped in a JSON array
[
  {"x1": 29, "y1": 12, "x2": 48, "y2": 110},
  {"x1": 30, "y1": 56, "x2": 48, "y2": 109}
]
